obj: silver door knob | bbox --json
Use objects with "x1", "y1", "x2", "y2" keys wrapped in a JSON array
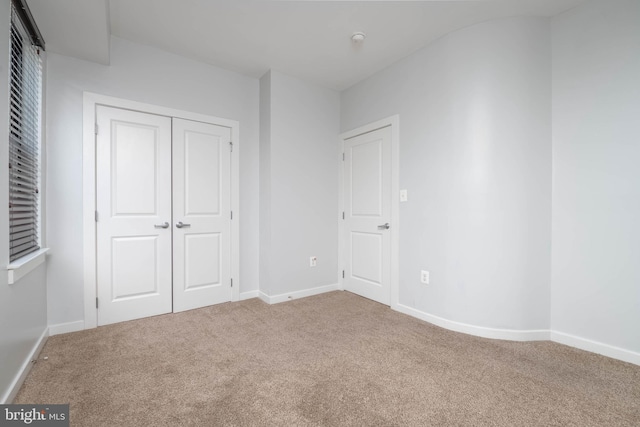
[
  {"x1": 176, "y1": 222, "x2": 191, "y2": 228},
  {"x1": 378, "y1": 223, "x2": 390, "y2": 230},
  {"x1": 154, "y1": 222, "x2": 169, "y2": 229}
]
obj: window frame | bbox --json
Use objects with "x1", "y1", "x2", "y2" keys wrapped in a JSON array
[{"x1": 6, "y1": 0, "x2": 47, "y2": 282}]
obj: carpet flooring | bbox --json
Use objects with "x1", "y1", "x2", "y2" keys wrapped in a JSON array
[{"x1": 15, "y1": 291, "x2": 640, "y2": 426}]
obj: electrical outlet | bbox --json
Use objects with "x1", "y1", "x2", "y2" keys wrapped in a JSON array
[
  {"x1": 310, "y1": 256, "x2": 317, "y2": 267},
  {"x1": 420, "y1": 270, "x2": 429, "y2": 284},
  {"x1": 400, "y1": 189, "x2": 408, "y2": 202}
]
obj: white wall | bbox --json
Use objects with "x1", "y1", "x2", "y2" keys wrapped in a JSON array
[
  {"x1": 260, "y1": 71, "x2": 340, "y2": 297},
  {"x1": 341, "y1": 17, "x2": 552, "y2": 331},
  {"x1": 45, "y1": 36, "x2": 260, "y2": 326},
  {"x1": 0, "y1": 0, "x2": 48, "y2": 402},
  {"x1": 259, "y1": 71, "x2": 272, "y2": 296},
  {"x1": 551, "y1": 0, "x2": 640, "y2": 354}
]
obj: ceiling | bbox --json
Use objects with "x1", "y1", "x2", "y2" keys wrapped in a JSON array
[{"x1": 26, "y1": 0, "x2": 586, "y2": 91}]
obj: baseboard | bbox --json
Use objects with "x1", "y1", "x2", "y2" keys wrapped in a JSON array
[
  {"x1": 258, "y1": 283, "x2": 340, "y2": 305},
  {"x1": 393, "y1": 303, "x2": 550, "y2": 342},
  {"x1": 550, "y1": 331, "x2": 640, "y2": 366},
  {"x1": 239, "y1": 290, "x2": 259, "y2": 301},
  {"x1": 258, "y1": 291, "x2": 271, "y2": 304},
  {"x1": 1, "y1": 328, "x2": 48, "y2": 404},
  {"x1": 48, "y1": 320, "x2": 85, "y2": 336}
]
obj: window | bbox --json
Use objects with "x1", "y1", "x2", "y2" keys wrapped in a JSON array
[{"x1": 8, "y1": 0, "x2": 44, "y2": 262}]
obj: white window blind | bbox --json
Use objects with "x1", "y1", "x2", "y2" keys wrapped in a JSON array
[{"x1": 9, "y1": 3, "x2": 43, "y2": 262}]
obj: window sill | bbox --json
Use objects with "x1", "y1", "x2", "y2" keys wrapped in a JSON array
[{"x1": 7, "y1": 248, "x2": 50, "y2": 285}]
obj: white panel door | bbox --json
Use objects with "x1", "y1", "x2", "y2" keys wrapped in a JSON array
[
  {"x1": 96, "y1": 106, "x2": 173, "y2": 326},
  {"x1": 344, "y1": 126, "x2": 392, "y2": 305},
  {"x1": 172, "y1": 118, "x2": 232, "y2": 312}
]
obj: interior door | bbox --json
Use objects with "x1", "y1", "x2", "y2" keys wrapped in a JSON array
[
  {"x1": 343, "y1": 126, "x2": 392, "y2": 305},
  {"x1": 96, "y1": 106, "x2": 173, "y2": 326},
  {"x1": 172, "y1": 118, "x2": 232, "y2": 312}
]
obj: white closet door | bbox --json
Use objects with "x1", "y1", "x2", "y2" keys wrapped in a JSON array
[
  {"x1": 96, "y1": 106, "x2": 173, "y2": 326},
  {"x1": 343, "y1": 126, "x2": 392, "y2": 305},
  {"x1": 172, "y1": 118, "x2": 232, "y2": 312}
]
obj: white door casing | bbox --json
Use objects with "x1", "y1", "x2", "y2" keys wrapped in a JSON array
[
  {"x1": 96, "y1": 106, "x2": 173, "y2": 325},
  {"x1": 343, "y1": 125, "x2": 392, "y2": 305},
  {"x1": 172, "y1": 118, "x2": 232, "y2": 312}
]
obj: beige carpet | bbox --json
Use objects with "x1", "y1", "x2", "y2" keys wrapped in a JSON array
[{"x1": 15, "y1": 291, "x2": 640, "y2": 426}]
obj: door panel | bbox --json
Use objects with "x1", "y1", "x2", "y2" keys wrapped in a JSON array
[
  {"x1": 96, "y1": 106, "x2": 173, "y2": 326},
  {"x1": 344, "y1": 126, "x2": 392, "y2": 305},
  {"x1": 351, "y1": 232, "x2": 382, "y2": 285},
  {"x1": 111, "y1": 236, "x2": 159, "y2": 299},
  {"x1": 184, "y1": 233, "x2": 221, "y2": 290},
  {"x1": 112, "y1": 125, "x2": 159, "y2": 215},
  {"x1": 173, "y1": 118, "x2": 232, "y2": 312},
  {"x1": 184, "y1": 133, "x2": 221, "y2": 215},
  {"x1": 351, "y1": 141, "x2": 382, "y2": 216}
]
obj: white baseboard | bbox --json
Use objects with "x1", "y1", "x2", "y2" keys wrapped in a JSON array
[
  {"x1": 48, "y1": 320, "x2": 85, "y2": 336},
  {"x1": 258, "y1": 283, "x2": 339, "y2": 305},
  {"x1": 393, "y1": 303, "x2": 639, "y2": 366},
  {"x1": 239, "y1": 290, "x2": 259, "y2": 301},
  {"x1": 550, "y1": 331, "x2": 640, "y2": 366},
  {"x1": 1, "y1": 328, "x2": 48, "y2": 404},
  {"x1": 393, "y1": 303, "x2": 550, "y2": 342},
  {"x1": 258, "y1": 291, "x2": 270, "y2": 304}
]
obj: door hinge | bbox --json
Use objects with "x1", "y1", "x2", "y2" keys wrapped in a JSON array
[
  {"x1": 342, "y1": 212, "x2": 345, "y2": 220},
  {"x1": 342, "y1": 153, "x2": 345, "y2": 161},
  {"x1": 230, "y1": 211, "x2": 233, "y2": 220},
  {"x1": 342, "y1": 270, "x2": 345, "y2": 279},
  {"x1": 230, "y1": 278, "x2": 233, "y2": 288},
  {"x1": 95, "y1": 124, "x2": 99, "y2": 135},
  {"x1": 229, "y1": 141, "x2": 233, "y2": 152},
  {"x1": 95, "y1": 211, "x2": 98, "y2": 222},
  {"x1": 96, "y1": 297, "x2": 99, "y2": 309}
]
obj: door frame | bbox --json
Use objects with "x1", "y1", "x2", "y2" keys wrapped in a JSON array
[
  {"x1": 82, "y1": 92, "x2": 240, "y2": 329},
  {"x1": 338, "y1": 115, "x2": 400, "y2": 308}
]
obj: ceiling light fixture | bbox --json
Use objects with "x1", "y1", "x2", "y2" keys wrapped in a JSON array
[{"x1": 351, "y1": 32, "x2": 366, "y2": 44}]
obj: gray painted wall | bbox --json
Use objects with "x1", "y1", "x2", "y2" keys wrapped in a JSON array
[
  {"x1": 341, "y1": 17, "x2": 552, "y2": 330},
  {"x1": 0, "y1": 0, "x2": 48, "y2": 402},
  {"x1": 45, "y1": 36, "x2": 260, "y2": 326},
  {"x1": 259, "y1": 71, "x2": 272, "y2": 295},
  {"x1": 260, "y1": 71, "x2": 340, "y2": 297},
  {"x1": 551, "y1": 0, "x2": 640, "y2": 353}
]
